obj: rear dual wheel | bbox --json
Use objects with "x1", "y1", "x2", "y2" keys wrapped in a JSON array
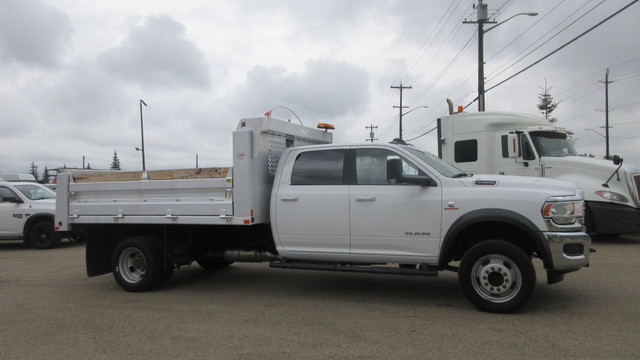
[
  {"x1": 112, "y1": 236, "x2": 173, "y2": 292},
  {"x1": 459, "y1": 240, "x2": 536, "y2": 313}
]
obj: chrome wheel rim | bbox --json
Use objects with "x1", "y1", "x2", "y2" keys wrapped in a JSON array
[
  {"x1": 471, "y1": 254, "x2": 522, "y2": 303},
  {"x1": 118, "y1": 247, "x2": 146, "y2": 284}
]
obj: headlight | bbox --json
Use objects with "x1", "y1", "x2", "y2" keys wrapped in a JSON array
[
  {"x1": 542, "y1": 200, "x2": 584, "y2": 225},
  {"x1": 595, "y1": 190, "x2": 629, "y2": 203}
]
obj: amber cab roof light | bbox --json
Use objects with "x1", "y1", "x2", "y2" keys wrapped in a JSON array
[{"x1": 317, "y1": 123, "x2": 335, "y2": 132}]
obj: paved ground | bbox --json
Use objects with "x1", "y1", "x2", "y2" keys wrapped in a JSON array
[{"x1": 1, "y1": 233, "x2": 639, "y2": 360}]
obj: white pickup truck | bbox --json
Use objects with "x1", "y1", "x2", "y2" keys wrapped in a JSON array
[
  {"x1": 0, "y1": 181, "x2": 60, "y2": 249},
  {"x1": 55, "y1": 116, "x2": 590, "y2": 312}
]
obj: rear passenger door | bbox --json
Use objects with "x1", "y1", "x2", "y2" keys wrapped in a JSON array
[{"x1": 272, "y1": 149, "x2": 351, "y2": 259}]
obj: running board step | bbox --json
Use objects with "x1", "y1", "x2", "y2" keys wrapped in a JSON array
[{"x1": 269, "y1": 260, "x2": 438, "y2": 277}]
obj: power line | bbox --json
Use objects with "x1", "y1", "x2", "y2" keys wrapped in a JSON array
[
  {"x1": 472, "y1": 0, "x2": 639, "y2": 109},
  {"x1": 486, "y1": 0, "x2": 606, "y2": 86}
]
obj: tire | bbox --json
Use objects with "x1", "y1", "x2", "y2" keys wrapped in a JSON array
[
  {"x1": 112, "y1": 236, "x2": 168, "y2": 292},
  {"x1": 29, "y1": 220, "x2": 60, "y2": 249},
  {"x1": 458, "y1": 240, "x2": 536, "y2": 313}
]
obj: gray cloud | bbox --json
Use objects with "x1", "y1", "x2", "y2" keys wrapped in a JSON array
[
  {"x1": 0, "y1": 0, "x2": 73, "y2": 67},
  {"x1": 238, "y1": 59, "x2": 370, "y2": 120},
  {"x1": 98, "y1": 14, "x2": 213, "y2": 89}
]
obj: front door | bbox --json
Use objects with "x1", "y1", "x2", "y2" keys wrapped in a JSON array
[
  {"x1": 0, "y1": 186, "x2": 25, "y2": 238},
  {"x1": 349, "y1": 148, "x2": 442, "y2": 262}
]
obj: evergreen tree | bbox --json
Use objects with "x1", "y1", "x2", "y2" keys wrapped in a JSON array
[
  {"x1": 537, "y1": 79, "x2": 560, "y2": 123},
  {"x1": 29, "y1": 162, "x2": 39, "y2": 181},
  {"x1": 41, "y1": 166, "x2": 50, "y2": 184},
  {"x1": 110, "y1": 150, "x2": 121, "y2": 170}
]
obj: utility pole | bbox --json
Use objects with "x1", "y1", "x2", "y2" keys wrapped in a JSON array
[
  {"x1": 391, "y1": 82, "x2": 412, "y2": 140},
  {"x1": 464, "y1": 1, "x2": 495, "y2": 112},
  {"x1": 464, "y1": 1, "x2": 536, "y2": 111},
  {"x1": 365, "y1": 124, "x2": 378, "y2": 142},
  {"x1": 599, "y1": 68, "x2": 614, "y2": 159},
  {"x1": 137, "y1": 99, "x2": 147, "y2": 171}
]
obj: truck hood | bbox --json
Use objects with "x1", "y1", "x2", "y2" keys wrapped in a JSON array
[
  {"x1": 29, "y1": 198, "x2": 56, "y2": 210},
  {"x1": 541, "y1": 156, "x2": 639, "y2": 206},
  {"x1": 459, "y1": 174, "x2": 580, "y2": 197},
  {"x1": 541, "y1": 155, "x2": 637, "y2": 181}
]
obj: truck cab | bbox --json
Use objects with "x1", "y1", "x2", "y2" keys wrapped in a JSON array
[{"x1": 438, "y1": 110, "x2": 640, "y2": 235}]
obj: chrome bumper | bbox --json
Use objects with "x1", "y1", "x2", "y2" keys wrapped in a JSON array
[{"x1": 545, "y1": 232, "x2": 591, "y2": 272}]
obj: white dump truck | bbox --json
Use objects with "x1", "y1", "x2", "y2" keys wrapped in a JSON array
[
  {"x1": 437, "y1": 101, "x2": 640, "y2": 235},
  {"x1": 55, "y1": 115, "x2": 590, "y2": 312}
]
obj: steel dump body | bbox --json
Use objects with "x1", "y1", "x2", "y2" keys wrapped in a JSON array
[{"x1": 55, "y1": 117, "x2": 333, "y2": 230}]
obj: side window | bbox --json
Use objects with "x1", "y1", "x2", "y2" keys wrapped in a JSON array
[
  {"x1": 0, "y1": 187, "x2": 19, "y2": 201},
  {"x1": 454, "y1": 139, "x2": 478, "y2": 163},
  {"x1": 291, "y1": 149, "x2": 345, "y2": 185},
  {"x1": 355, "y1": 148, "x2": 422, "y2": 185},
  {"x1": 521, "y1": 136, "x2": 536, "y2": 161},
  {"x1": 501, "y1": 135, "x2": 509, "y2": 158}
]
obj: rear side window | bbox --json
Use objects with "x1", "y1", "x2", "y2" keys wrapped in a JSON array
[
  {"x1": 291, "y1": 149, "x2": 345, "y2": 185},
  {"x1": 454, "y1": 139, "x2": 478, "y2": 163}
]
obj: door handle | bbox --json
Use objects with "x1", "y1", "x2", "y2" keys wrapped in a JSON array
[
  {"x1": 280, "y1": 196, "x2": 299, "y2": 201},
  {"x1": 355, "y1": 196, "x2": 376, "y2": 202}
]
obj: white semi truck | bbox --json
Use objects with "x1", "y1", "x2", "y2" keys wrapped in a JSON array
[
  {"x1": 438, "y1": 101, "x2": 640, "y2": 235},
  {"x1": 55, "y1": 115, "x2": 590, "y2": 313}
]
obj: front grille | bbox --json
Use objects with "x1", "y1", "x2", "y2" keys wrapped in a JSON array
[
  {"x1": 632, "y1": 173, "x2": 640, "y2": 204},
  {"x1": 563, "y1": 243, "x2": 584, "y2": 257}
]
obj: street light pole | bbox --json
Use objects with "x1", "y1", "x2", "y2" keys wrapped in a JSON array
[
  {"x1": 464, "y1": 1, "x2": 537, "y2": 111},
  {"x1": 139, "y1": 99, "x2": 147, "y2": 171}
]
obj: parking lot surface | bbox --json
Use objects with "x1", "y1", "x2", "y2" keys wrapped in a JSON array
[{"x1": 1, "y1": 234, "x2": 639, "y2": 359}]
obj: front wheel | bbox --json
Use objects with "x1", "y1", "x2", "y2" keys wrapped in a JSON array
[
  {"x1": 458, "y1": 240, "x2": 536, "y2": 313},
  {"x1": 28, "y1": 220, "x2": 60, "y2": 249},
  {"x1": 112, "y1": 236, "x2": 168, "y2": 292}
]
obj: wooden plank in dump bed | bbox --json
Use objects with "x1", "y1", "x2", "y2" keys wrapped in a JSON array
[{"x1": 72, "y1": 167, "x2": 230, "y2": 183}]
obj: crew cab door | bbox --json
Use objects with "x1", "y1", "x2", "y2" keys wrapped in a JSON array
[
  {"x1": 272, "y1": 149, "x2": 350, "y2": 258},
  {"x1": 349, "y1": 148, "x2": 442, "y2": 261},
  {"x1": 0, "y1": 186, "x2": 26, "y2": 238}
]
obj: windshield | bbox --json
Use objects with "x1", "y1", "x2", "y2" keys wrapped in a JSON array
[
  {"x1": 403, "y1": 146, "x2": 466, "y2": 177},
  {"x1": 529, "y1": 131, "x2": 578, "y2": 157},
  {"x1": 14, "y1": 184, "x2": 56, "y2": 200}
]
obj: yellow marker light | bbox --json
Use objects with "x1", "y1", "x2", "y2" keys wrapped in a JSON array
[{"x1": 317, "y1": 123, "x2": 335, "y2": 131}]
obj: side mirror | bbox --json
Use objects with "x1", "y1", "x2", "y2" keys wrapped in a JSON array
[
  {"x1": 387, "y1": 158, "x2": 436, "y2": 186},
  {"x1": 387, "y1": 158, "x2": 403, "y2": 184},
  {"x1": 507, "y1": 134, "x2": 519, "y2": 158},
  {"x1": 612, "y1": 155, "x2": 623, "y2": 166}
]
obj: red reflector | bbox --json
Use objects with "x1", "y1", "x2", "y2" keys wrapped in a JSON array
[{"x1": 244, "y1": 220, "x2": 251, "y2": 224}]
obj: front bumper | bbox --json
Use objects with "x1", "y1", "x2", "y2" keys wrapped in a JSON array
[
  {"x1": 588, "y1": 201, "x2": 640, "y2": 235},
  {"x1": 545, "y1": 231, "x2": 591, "y2": 272}
]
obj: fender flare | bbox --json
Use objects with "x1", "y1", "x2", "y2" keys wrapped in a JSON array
[
  {"x1": 438, "y1": 208, "x2": 552, "y2": 269},
  {"x1": 23, "y1": 212, "x2": 55, "y2": 238}
]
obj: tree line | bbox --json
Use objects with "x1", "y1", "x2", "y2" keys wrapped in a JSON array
[{"x1": 27, "y1": 151, "x2": 122, "y2": 183}]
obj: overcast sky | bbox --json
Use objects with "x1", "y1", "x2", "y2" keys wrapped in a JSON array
[{"x1": 1, "y1": 0, "x2": 639, "y2": 176}]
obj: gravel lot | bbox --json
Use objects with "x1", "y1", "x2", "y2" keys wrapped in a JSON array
[{"x1": 1, "y1": 233, "x2": 639, "y2": 360}]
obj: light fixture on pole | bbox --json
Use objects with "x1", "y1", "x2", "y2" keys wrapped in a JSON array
[
  {"x1": 393, "y1": 105, "x2": 429, "y2": 143},
  {"x1": 464, "y1": 1, "x2": 537, "y2": 111},
  {"x1": 137, "y1": 99, "x2": 147, "y2": 171}
]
